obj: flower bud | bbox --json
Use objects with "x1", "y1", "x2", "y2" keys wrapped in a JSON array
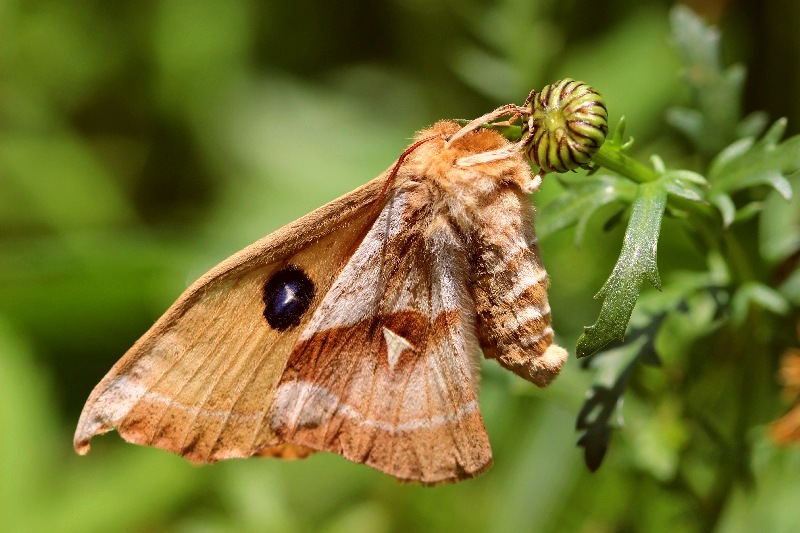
[{"x1": 522, "y1": 79, "x2": 609, "y2": 173}]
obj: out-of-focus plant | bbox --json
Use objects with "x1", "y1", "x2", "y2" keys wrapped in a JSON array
[{"x1": 528, "y1": 7, "x2": 799, "y2": 528}]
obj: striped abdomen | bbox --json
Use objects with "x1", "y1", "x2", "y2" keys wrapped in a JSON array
[{"x1": 469, "y1": 188, "x2": 567, "y2": 387}]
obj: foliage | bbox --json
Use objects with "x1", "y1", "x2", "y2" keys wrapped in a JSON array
[
  {"x1": 537, "y1": 6, "x2": 800, "y2": 529},
  {"x1": 2, "y1": 1, "x2": 800, "y2": 532}
]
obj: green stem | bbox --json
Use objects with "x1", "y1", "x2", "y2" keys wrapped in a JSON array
[
  {"x1": 594, "y1": 142, "x2": 720, "y2": 221},
  {"x1": 591, "y1": 142, "x2": 659, "y2": 184},
  {"x1": 496, "y1": 124, "x2": 659, "y2": 185},
  {"x1": 498, "y1": 122, "x2": 719, "y2": 222}
]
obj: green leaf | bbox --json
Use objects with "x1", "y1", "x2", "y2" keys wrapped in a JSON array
[
  {"x1": 667, "y1": 6, "x2": 746, "y2": 158},
  {"x1": 662, "y1": 169, "x2": 709, "y2": 203},
  {"x1": 736, "y1": 111, "x2": 769, "y2": 139},
  {"x1": 712, "y1": 137, "x2": 755, "y2": 170},
  {"x1": 731, "y1": 282, "x2": 790, "y2": 324},
  {"x1": 577, "y1": 181, "x2": 667, "y2": 357},
  {"x1": 709, "y1": 119, "x2": 800, "y2": 201},
  {"x1": 538, "y1": 174, "x2": 635, "y2": 243},
  {"x1": 576, "y1": 312, "x2": 665, "y2": 472},
  {"x1": 576, "y1": 344, "x2": 633, "y2": 472},
  {"x1": 711, "y1": 193, "x2": 736, "y2": 227},
  {"x1": 780, "y1": 268, "x2": 800, "y2": 306},
  {"x1": 759, "y1": 174, "x2": 800, "y2": 263}
]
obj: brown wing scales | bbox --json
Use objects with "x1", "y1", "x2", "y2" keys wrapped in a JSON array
[
  {"x1": 74, "y1": 182, "x2": 380, "y2": 462},
  {"x1": 270, "y1": 186, "x2": 491, "y2": 484}
]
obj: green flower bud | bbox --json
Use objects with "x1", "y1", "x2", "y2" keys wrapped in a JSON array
[{"x1": 522, "y1": 79, "x2": 609, "y2": 173}]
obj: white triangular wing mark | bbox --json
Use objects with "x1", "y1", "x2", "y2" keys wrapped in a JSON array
[{"x1": 382, "y1": 327, "x2": 414, "y2": 372}]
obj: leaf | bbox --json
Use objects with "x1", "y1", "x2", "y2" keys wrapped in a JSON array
[
  {"x1": 780, "y1": 268, "x2": 800, "y2": 306},
  {"x1": 667, "y1": 6, "x2": 746, "y2": 158},
  {"x1": 538, "y1": 174, "x2": 635, "y2": 243},
  {"x1": 576, "y1": 384, "x2": 618, "y2": 472},
  {"x1": 712, "y1": 193, "x2": 736, "y2": 228},
  {"x1": 662, "y1": 169, "x2": 708, "y2": 203},
  {"x1": 576, "y1": 343, "x2": 633, "y2": 472},
  {"x1": 576, "y1": 181, "x2": 667, "y2": 357},
  {"x1": 736, "y1": 111, "x2": 769, "y2": 139},
  {"x1": 731, "y1": 282, "x2": 790, "y2": 324},
  {"x1": 576, "y1": 320, "x2": 662, "y2": 472},
  {"x1": 710, "y1": 119, "x2": 800, "y2": 201},
  {"x1": 760, "y1": 174, "x2": 800, "y2": 263},
  {"x1": 711, "y1": 137, "x2": 755, "y2": 171}
]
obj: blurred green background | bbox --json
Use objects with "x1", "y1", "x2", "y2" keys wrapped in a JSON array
[{"x1": 3, "y1": 0, "x2": 800, "y2": 531}]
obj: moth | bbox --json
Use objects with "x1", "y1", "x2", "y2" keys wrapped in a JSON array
[{"x1": 74, "y1": 118, "x2": 571, "y2": 485}]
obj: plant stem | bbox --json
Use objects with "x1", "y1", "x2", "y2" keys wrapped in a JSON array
[
  {"x1": 593, "y1": 143, "x2": 721, "y2": 221},
  {"x1": 591, "y1": 142, "x2": 659, "y2": 184},
  {"x1": 497, "y1": 123, "x2": 658, "y2": 185}
]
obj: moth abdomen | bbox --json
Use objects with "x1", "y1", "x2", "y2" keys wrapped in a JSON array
[
  {"x1": 474, "y1": 259, "x2": 563, "y2": 386},
  {"x1": 468, "y1": 183, "x2": 566, "y2": 387}
]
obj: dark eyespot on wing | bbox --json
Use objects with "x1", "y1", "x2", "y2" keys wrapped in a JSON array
[{"x1": 262, "y1": 265, "x2": 315, "y2": 330}]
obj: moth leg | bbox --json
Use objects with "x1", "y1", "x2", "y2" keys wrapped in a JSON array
[{"x1": 445, "y1": 104, "x2": 527, "y2": 147}]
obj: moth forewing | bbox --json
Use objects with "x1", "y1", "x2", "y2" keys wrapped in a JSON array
[
  {"x1": 269, "y1": 184, "x2": 492, "y2": 484},
  {"x1": 73, "y1": 175, "x2": 388, "y2": 460}
]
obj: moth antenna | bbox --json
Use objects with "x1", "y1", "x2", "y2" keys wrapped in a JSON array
[
  {"x1": 342, "y1": 134, "x2": 442, "y2": 266},
  {"x1": 368, "y1": 134, "x2": 441, "y2": 222}
]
